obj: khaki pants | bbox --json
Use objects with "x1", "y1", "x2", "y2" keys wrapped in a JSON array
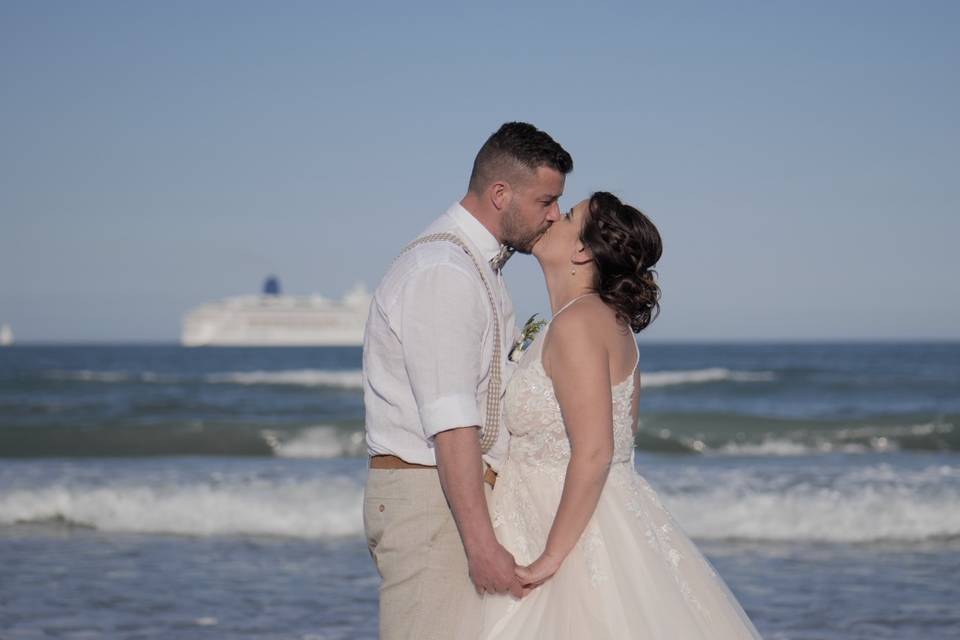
[{"x1": 364, "y1": 468, "x2": 490, "y2": 640}]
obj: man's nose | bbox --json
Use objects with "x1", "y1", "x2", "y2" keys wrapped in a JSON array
[{"x1": 545, "y1": 203, "x2": 561, "y2": 222}]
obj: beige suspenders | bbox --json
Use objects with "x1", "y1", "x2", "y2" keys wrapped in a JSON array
[{"x1": 399, "y1": 232, "x2": 503, "y2": 454}]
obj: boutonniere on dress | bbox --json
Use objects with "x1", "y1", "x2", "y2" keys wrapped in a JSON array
[{"x1": 508, "y1": 314, "x2": 547, "y2": 363}]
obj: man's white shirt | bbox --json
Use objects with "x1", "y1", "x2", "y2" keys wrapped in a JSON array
[{"x1": 362, "y1": 202, "x2": 518, "y2": 472}]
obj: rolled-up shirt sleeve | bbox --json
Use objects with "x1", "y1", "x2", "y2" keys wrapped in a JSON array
[{"x1": 399, "y1": 262, "x2": 488, "y2": 440}]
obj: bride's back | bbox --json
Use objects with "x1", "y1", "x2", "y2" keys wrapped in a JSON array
[
  {"x1": 541, "y1": 294, "x2": 640, "y2": 436},
  {"x1": 543, "y1": 295, "x2": 638, "y2": 386}
]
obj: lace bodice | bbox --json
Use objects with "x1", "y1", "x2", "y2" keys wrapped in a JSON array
[{"x1": 503, "y1": 323, "x2": 638, "y2": 471}]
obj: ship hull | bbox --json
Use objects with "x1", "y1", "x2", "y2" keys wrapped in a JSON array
[{"x1": 180, "y1": 290, "x2": 370, "y2": 347}]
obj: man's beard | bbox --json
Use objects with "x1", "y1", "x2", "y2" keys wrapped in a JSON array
[{"x1": 501, "y1": 203, "x2": 549, "y2": 254}]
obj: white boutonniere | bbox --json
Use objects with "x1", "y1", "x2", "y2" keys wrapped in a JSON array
[{"x1": 508, "y1": 314, "x2": 547, "y2": 363}]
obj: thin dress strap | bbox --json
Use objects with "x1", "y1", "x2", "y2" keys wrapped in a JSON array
[{"x1": 552, "y1": 292, "x2": 598, "y2": 318}]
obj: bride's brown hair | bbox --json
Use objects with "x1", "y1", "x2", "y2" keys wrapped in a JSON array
[{"x1": 580, "y1": 192, "x2": 662, "y2": 333}]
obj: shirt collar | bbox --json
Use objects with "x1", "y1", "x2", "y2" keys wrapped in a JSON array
[{"x1": 446, "y1": 202, "x2": 504, "y2": 263}]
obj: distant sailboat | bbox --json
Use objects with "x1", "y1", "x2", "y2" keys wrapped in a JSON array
[{"x1": 0, "y1": 324, "x2": 12, "y2": 346}]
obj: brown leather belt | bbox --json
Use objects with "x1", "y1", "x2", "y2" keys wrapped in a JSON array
[{"x1": 369, "y1": 454, "x2": 497, "y2": 488}]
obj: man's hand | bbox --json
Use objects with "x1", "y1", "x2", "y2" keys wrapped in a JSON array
[{"x1": 466, "y1": 539, "x2": 524, "y2": 598}]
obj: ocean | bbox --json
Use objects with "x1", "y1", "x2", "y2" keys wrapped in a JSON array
[{"x1": 1, "y1": 342, "x2": 958, "y2": 639}]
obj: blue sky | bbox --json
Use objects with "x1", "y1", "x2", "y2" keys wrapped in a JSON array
[{"x1": 1, "y1": 1, "x2": 957, "y2": 341}]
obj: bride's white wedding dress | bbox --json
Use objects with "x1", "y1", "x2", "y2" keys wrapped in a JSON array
[{"x1": 477, "y1": 322, "x2": 763, "y2": 639}]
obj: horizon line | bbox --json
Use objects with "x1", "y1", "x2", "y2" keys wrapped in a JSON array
[{"x1": 5, "y1": 337, "x2": 960, "y2": 347}]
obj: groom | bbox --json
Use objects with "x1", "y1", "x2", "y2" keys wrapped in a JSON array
[{"x1": 362, "y1": 122, "x2": 573, "y2": 639}]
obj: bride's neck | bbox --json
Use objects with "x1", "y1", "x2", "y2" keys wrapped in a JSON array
[{"x1": 542, "y1": 265, "x2": 596, "y2": 316}]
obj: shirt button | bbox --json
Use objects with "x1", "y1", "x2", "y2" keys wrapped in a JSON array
[{"x1": 379, "y1": 504, "x2": 385, "y2": 512}]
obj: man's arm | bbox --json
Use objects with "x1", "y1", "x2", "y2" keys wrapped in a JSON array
[
  {"x1": 399, "y1": 260, "x2": 521, "y2": 596},
  {"x1": 435, "y1": 427, "x2": 521, "y2": 596}
]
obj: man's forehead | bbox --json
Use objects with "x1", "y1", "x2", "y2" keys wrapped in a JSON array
[{"x1": 530, "y1": 165, "x2": 565, "y2": 195}]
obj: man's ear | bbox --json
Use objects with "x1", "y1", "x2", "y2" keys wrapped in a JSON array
[{"x1": 489, "y1": 181, "x2": 512, "y2": 212}]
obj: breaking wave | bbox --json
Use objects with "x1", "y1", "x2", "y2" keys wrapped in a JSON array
[
  {"x1": 4, "y1": 463, "x2": 958, "y2": 543},
  {"x1": 0, "y1": 424, "x2": 366, "y2": 458},
  {"x1": 45, "y1": 367, "x2": 775, "y2": 391},
  {"x1": 664, "y1": 464, "x2": 960, "y2": 542},
  {"x1": 205, "y1": 370, "x2": 363, "y2": 389},
  {"x1": 262, "y1": 426, "x2": 366, "y2": 458},
  {"x1": 642, "y1": 368, "x2": 776, "y2": 387},
  {"x1": 0, "y1": 475, "x2": 363, "y2": 538},
  {"x1": 635, "y1": 417, "x2": 959, "y2": 455},
  {"x1": 44, "y1": 368, "x2": 364, "y2": 389}
]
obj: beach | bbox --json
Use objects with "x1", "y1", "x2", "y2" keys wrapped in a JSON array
[{"x1": 1, "y1": 343, "x2": 959, "y2": 638}]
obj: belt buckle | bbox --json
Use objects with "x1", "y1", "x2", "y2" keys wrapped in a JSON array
[{"x1": 483, "y1": 464, "x2": 497, "y2": 489}]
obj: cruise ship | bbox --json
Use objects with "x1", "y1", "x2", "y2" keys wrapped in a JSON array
[{"x1": 181, "y1": 277, "x2": 371, "y2": 347}]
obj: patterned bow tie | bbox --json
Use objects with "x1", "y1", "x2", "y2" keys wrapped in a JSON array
[{"x1": 489, "y1": 245, "x2": 515, "y2": 273}]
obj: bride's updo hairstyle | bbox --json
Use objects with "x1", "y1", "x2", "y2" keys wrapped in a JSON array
[{"x1": 580, "y1": 192, "x2": 662, "y2": 333}]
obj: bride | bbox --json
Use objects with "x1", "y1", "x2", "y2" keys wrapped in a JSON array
[{"x1": 476, "y1": 192, "x2": 762, "y2": 639}]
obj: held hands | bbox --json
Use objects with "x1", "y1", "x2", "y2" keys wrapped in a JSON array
[
  {"x1": 515, "y1": 551, "x2": 564, "y2": 595},
  {"x1": 467, "y1": 540, "x2": 525, "y2": 598}
]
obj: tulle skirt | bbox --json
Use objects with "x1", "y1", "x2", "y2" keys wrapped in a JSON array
[{"x1": 475, "y1": 459, "x2": 763, "y2": 639}]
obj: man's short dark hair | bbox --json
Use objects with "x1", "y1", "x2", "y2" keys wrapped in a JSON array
[{"x1": 468, "y1": 122, "x2": 573, "y2": 194}]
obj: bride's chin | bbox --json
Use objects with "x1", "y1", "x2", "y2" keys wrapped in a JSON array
[
  {"x1": 531, "y1": 237, "x2": 547, "y2": 259},
  {"x1": 531, "y1": 250, "x2": 552, "y2": 274}
]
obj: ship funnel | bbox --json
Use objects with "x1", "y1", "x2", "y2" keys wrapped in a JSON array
[{"x1": 263, "y1": 275, "x2": 281, "y2": 296}]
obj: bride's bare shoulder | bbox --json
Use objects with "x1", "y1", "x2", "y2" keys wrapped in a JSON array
[
  {"x1": 543, "y1": 297, "x2": 617, "y2": 372},
  {"x1": 553, "y1": 295, "x2": 615, "y2": 328}
]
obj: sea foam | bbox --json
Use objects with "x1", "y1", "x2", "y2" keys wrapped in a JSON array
[
  {"x1": 205, "y1": 369, "x2": 363, "y2": 389},
  {"x1": 642, "y1": 368, "x2": 776, "y2": 387},
  {"x1": 4, "y1": 463, "x2": 958, "y2": 543},
  {"x1": 45, "y1": 368, "x2": 364, "y2": 389},
  {"x1": 263, "y1": 426, "x2": 366, "y2": 458},
  {"x1": 46, "y1": 367, "x2": 772, "y2": 391},
  {"x1": 663, "y1": 463, "x2": 960, "y2": 542},
  {"x1": 0, "y1": 476, "x2": 364, "y2": 538},
  {"x1": 46, "y1": 370, "x2": 163, "y2": 383}
]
